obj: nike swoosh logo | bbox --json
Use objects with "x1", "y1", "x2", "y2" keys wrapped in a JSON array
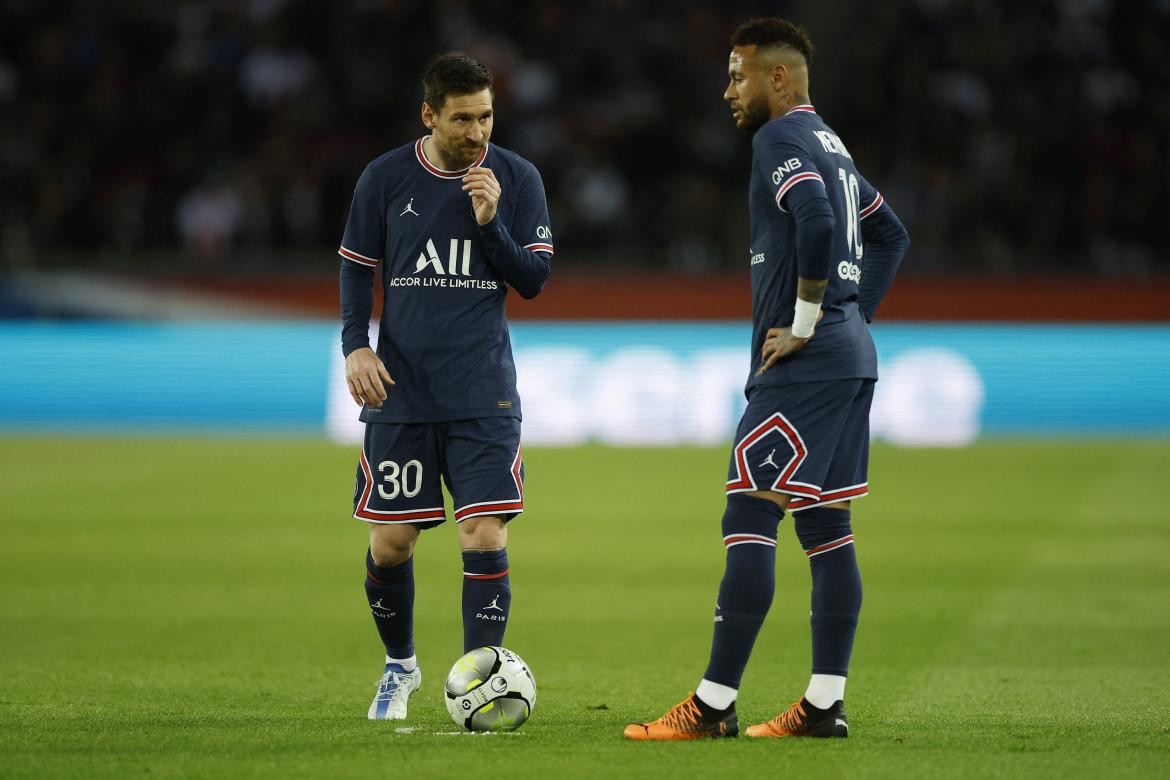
[{"x1": 835, "y1": 718, "x2": 848, "y2": 729}]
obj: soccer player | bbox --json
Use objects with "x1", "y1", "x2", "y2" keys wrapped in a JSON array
[
  {"x1": 625, "y1": 18, "x2": 909, "y2": 740},
  {"x1": 338, "y1": 52, "x2": 553, "y2": 721}
]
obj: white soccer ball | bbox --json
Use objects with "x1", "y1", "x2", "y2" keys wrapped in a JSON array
[{"x1": 444, "y1": 646, "x2": 536, "y2": 732}]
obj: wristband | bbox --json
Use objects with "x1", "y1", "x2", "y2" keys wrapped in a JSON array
[{"x1": 792, "y1": 298, "x2": 820, "y2": 339}]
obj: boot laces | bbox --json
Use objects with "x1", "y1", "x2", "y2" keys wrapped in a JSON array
[
  {"x1": 660, "y1": 696, "x2": 705, "y2": 732},
  {"x1": 771, "y1": 700, "x2": 807, "y2": 734}
]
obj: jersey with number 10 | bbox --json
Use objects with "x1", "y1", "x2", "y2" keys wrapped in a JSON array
[
  {"x1": 746, "y1": 105, "x2": 886, "y2": 388},
  {"x1": 339, "y1": 137, "x2": 553, "y2": 424}
]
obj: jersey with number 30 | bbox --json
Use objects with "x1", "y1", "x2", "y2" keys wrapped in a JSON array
[{"x1": 747, "y1": 105, "x2": 886, "y2": 387}]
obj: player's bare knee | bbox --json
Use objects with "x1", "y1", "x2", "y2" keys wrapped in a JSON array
[
  {"x1": 744, "y1": 490, "x2": 792, "y2": 511},
  {"x1": 368, "y1": 524, "x2": 418, "y2": 566},
  {"x1": 458, "y1": 515, "x2": 507, "y2": 550}
]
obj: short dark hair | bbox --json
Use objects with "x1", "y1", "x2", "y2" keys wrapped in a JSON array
[
  {"x1": 422, "y1": 52, "x2": 493, "y2": 111},
  {"x1": 730, "y1": 18, "x2": 814, "y2": 63}
]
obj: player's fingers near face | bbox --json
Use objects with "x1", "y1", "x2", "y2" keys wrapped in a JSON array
[
  {"x1": 467, "y1": 180, "x2": 498, "y2": 200},
  {"x1": 481, "y1": 168, "x2": 500, "y2": 193},
  {"x1": 466, "y1": 169, "x2": 499, "y2": 195}
]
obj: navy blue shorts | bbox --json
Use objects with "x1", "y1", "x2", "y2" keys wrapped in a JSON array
[
  {"x1": 726, "y1": 379, "x2": 875, "y2": 512},
  {"x1": 353, "y1": 417, "x2": 524, "y2": 529}
]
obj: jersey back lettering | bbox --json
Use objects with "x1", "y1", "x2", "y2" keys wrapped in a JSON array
[{"x1": 747, "y1": 106, "x2": 884, "y2": 387}]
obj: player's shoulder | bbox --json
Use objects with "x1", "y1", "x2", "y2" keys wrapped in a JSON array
[
  {"x1": 753, "y1": 108, "x2": 823, "y2": 152},
  {"x1": 362, "y1": 140, "x2": 418, "y2": 180},
  {"x1": 485, "y1": 144, "x2": 543, "y2": 183}
]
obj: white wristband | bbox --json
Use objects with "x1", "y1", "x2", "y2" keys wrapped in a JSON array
[{"x1": 791, "y1": 298, "x2": 820, "y2": 339}]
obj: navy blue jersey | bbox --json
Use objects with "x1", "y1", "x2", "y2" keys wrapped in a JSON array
[
  {"x1": 339, "y1": 137, "x2": 553, "y2": 423},
  {"x1": 746, "y1": 105, "x2": 893, "y2": 388}
]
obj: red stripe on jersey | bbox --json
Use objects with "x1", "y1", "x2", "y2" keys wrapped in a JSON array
[
  {"x1": 859, "y1": 192, "x2": 884, "y2": 220},
  {"x1": 339, "y1": 246, "x2": 379, "y2": 266},
  {"x1": 524, "y1": 243, "x2": 555, "y2": 254},
  {"x1": 774, "y1": 172, "x2": 825, "y2": 207},
  {"x1": 415, "y1": 137, "x2": 490, "y2": 179},
  {"x1": 787, "y1": 104, "x2": 816, "y2": 114}
]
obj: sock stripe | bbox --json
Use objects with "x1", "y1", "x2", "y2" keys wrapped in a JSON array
[
  {"x1": 463, "y1": 569, "x2": 510, "y2": 580},
  {"x1": 805, "y1": 535, "x2": 854, "y2": 557},
  {"x1": 723, "y1": 533, "x2": 777, "y2": 548},
  {"x1": 366, "y1": 569, "x2": 386, "y2": 584}
]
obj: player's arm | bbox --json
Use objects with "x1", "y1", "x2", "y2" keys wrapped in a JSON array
[
  {"x1": 757, "y1": 138, "x2": 835, "y2": 374},
  {"x1": 462, "y1": 166, "x2": 552, "y2": 299},
  {"x1": 855, "y1": 189, "x2": 910, "y2": 322},
  {"x1": 338, "y1": 164, "x2": 394, "y2": 407}
]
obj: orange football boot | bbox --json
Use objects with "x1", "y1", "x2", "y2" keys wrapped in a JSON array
[
  {"x1": 745, "y1": 697, "x2": 849, "y2": 738},
  {"x1": 624, "y1": 693, "x2": 738, "y2": 740}
]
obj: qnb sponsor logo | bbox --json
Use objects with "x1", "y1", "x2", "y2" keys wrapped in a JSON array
[
  {"x1": 838, "y1": 260, "x2": 861, "y2": 282},
  {"x1": 536, "y1": 225, "x2": 552, "y2": 240},
  {"x1": 770, "y1": 157, "x2": 802, "y2": 185}
]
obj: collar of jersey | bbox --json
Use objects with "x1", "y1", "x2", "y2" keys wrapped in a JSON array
[
  {"x1": 414, "y1": 136, "x2": 490, "y2": 179},
  {"x1": 785, "y1": 104, "x2": 816, "y2": 115}
]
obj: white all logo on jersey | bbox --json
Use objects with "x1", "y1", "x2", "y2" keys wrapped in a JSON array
[
  {"x1": 838, "y1": 260, "x2": 861, "y2": 283},
  {"x1": 415, "y1": 238, "x2": 472, "y2": 276}
]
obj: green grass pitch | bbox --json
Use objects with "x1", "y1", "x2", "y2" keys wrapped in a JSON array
[{"x1": 2, "y1": 438, "x2": 1169, "y2": 778}]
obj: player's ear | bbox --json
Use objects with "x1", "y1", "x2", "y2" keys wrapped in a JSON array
[
  {"x1": 421, "y1": 101, "x2": 436, "y2": 129},
  {"x1": 769, "y1": 62, "x2": 789, "y2": 92}
]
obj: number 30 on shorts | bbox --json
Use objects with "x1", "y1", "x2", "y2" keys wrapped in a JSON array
[{"x1": 377, "y1": 459, "x2": 423, "y2": 499}]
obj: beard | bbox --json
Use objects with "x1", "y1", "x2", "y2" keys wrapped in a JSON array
[
  {"x1": 737, "y1": 94, "x2": 771, "y2": 133},
  {"x1": 436, "y1": 137, "x2": 486, "y2": 170}
]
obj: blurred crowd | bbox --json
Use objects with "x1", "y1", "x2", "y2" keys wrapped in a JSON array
[{"x1": 1, "y1": 0, "x2": 1167, "y2": 275}]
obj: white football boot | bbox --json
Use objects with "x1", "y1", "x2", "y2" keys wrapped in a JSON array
[{"x1": 368, "y1": 663, "x2": 422, "y2": 721}]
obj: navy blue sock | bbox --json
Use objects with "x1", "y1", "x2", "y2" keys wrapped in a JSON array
[
  {"x1": 364, "y1": 549, "x2": 414, "y2": 658},
  {"x1": 795, "y1": 508, "x2": 863, "y2": 676},
  {"x1": 461, "y1": 549, "x2": 511, "y2": 652},
  {"x1": 702, "y1": 493, "x2": 783, "y2": 688}
]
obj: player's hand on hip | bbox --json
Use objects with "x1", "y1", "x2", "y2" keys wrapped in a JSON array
[
  {"x1": 757, "y1": 311, "x2": 823, "y2": 375},
  {"x1": 345, "y1": 347, "x2": 395, "y2": 407},
  {"x1": 462, "y1": 167, "x2": 500, "y2": 225}
]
